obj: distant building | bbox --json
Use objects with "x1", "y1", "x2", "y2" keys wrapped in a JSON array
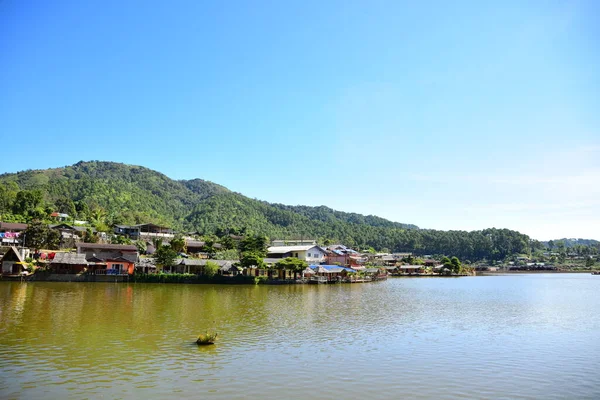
[
  {"x1": 267, "y1": 245, "x2": 327, "y2": 264},
  {"x1": 271, "y1": 239, "x2": 317, "y2": 247},
  {"x1": 0, "y1": 222, "x2": 27, "y2": 246},
  {"x1": 113, "y1": 223, "x2": 174, "y2": 240}
]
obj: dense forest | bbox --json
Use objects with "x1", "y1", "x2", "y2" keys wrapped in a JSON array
[{"x1": 0, "y1": 160, "x2": 581, "y2": 261}]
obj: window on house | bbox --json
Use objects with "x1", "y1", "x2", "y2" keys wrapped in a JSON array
[{"x1": 308, "y1": 253, "x2": 312, "y2": 257}]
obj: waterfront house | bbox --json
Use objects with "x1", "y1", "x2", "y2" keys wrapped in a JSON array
[
  {"x1": 311, "y1": 265, "x2": 355, "y2": 282},
  {"x1": 364, "y1": 267, "x2": 388, "y2": 280},
  {"x1": 50, "y1": 252, "x2": 89, "y2": 274},
  {"x1": 0, "y1": 246, "x2": 26, "y2": 276},
  {"x1": 76, "y1": 243, "x2": 138, "y2": 275},
  {"x1": 267, "y1": 245, "x2": 327, "y2": 264},
  {"x1": 0, "y1": 222, "x2": 27, "y2": 246},
  {"x1": 397, "y1": 265, "x2": 425, "y2": 275},
  {"x1": 325, "y1": 245, "x2": 366, "y2": 267}
]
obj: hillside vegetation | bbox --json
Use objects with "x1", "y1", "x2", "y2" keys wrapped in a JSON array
[{"x1": 1, "y1": 161, "x2": 539, "y2": 260}]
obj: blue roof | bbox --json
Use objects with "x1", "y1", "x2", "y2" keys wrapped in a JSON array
[{"x1": 309, "y1": 265, "x2": 356, "y2": 273}]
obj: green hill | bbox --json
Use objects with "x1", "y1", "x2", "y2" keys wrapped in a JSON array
[{"x1": 0, "y1": 161, "x2": 535, "y2": 260}]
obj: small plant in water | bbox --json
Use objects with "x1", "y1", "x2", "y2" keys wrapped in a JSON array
[{"x1": 196, "y1": 331, "x2": 218, "y2": 345}]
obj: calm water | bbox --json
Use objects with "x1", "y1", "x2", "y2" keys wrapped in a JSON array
[{"x1": 1, "y1": 274, "x2": 599, "y2": 399}]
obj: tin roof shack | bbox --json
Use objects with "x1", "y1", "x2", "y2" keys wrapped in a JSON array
[
  {"x1": 0, "y1": 246, "x2": 26, "y2": 276},
  {"x1": 311, "y1": 265, "x2": 355, "y2": 282},
  {"x1": 50, "y1": 252, "x2": 89, "y2": 274}
]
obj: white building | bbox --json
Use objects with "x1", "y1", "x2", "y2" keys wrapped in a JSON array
[{"x1": 266, "y1": 245, "x2": 327, "y2": 264}]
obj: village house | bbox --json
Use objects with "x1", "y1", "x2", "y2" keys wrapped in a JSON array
[
  {"x1": 0, "y1": 246, "x2": 26, "y2": 276},
  {"x1": 76, "y1": 243, "x2": 138, "y2": 275},
  {"x1": 0, "y1": 222, "x2": 27, "y2": 246},
  {"x1": 49, "y1": 252, "x2": 89, "y2": 274},
  {"x1": 266, "y1": 245, "x2": 327, "y2": 264},
  {"x1": 271, "y1": 239, "x2": 317, "y2": 246},
  {"x1": 113, "y1": 223, "x2": 174, "y2": 240},
  {"x1": 311, "y1": 264, "x2": 355, "y2": 282},
  {"x1": 50, "y1": 223, "x2": 97, "y2": 247}
]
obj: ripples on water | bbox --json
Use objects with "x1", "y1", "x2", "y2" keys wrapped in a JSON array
[{"x1": 1, "y1": 274, "x2": 599, "y2": 399}]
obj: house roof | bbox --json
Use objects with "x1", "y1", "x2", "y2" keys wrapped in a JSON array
[
  {"x1": 85, "y1": 252, "x2": 137, "y2": 263},
  {"x1": 111, "y1": 254, "x2": 138, "y2": 263},
  {"x1": 76, "y1": 243, "x2": 137, "y2": 252},
  {"x1": 310, "y1": 265, "x2": 353, "y2": 273},
  {"x1": 364, "y1": 268, "x2": 381, "y2": 273},
  {"x1": 267, "y1": 245, "x2": 325, "y2": 254},
  {"x1": 0, "y1": 246, "x2": 24, "y2": 263},
  {"x1": 177, "y1": 258, "x2": 209, "y2": 266},
  {"x1": 174, "y1": 259, "x2": 238, "y2": 267},
  {"x1": 0, "y1": 222, "x2": 28, "y2": 231},
  {"x1": 133, "y1": 223, "x2": 172, "y2": 230},
  {"x1": 50, "y1": 224, "x2": 95, "y2": 233},
  {"x1": 51, "y1": 252, "x2": 89, "y2": 265},
  {"x1": 186, "y1": 240, "x2": 205, "y2": 248}
]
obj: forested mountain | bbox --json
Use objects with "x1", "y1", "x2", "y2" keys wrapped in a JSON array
[
  {"x1": 0, "y1": 161, "x2": 538, "y2": 260},
  {"x1": 543, "y1": 238, "x2": 600, "y2": 248}
]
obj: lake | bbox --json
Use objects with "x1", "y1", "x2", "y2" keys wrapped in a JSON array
[{"x1": 1, "y1": 274, "x2": 599, "y2": 399}]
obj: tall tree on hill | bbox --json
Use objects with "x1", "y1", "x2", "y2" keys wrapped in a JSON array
[
  {"x1": 154, "y1": 245, "x2": 178, "y2": 271},
  {"x1": 170, "y1": 235, "x2": 187, "y2": 254},
  {"x1": 22, "y1": 222, "x2": 60, "y2": 250}
]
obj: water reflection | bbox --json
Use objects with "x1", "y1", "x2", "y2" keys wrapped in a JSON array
[{"x1": 1, "y1": 275, "x2": 599, "y2": 399}]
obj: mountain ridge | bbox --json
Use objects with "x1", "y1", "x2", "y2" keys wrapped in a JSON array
[{"x1": 0, "y1": 160, "x2": 541, "y2": 260}]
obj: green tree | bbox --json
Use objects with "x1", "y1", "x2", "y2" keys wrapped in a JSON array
[
  {"x1": 585, "y1": 257, "x2": 595, "y2": 269},
  {"x1": 201, "y1": 239, "x2": 217, "y2": 257},
  {"x1": 111, "y1": 235, "x2": 132, "y2": 245},
  {"x1": 450, "y1": 256, "x2": 462, "y2": 273},
  {"x1": 203, "y1": 261, "x2": 219, "y2": 278},
  {"x1": 213, "y1": 249, "x2": 239, "y2": 260},
  {"x1": 239, "y1": 251, "x2": 266, "y2": 269},
  {"x1": 22, "y1": 222, "x2": 61, "y2": 250},
  {"x1": 55, "y1": 197, "x2": 77, "y2": 218},
  {"x1": 239, "y1": 235, "x2": 268, "y2": 257},
  {"x1": 83, "y1": 228, "x2": 99, "y2": 243},
  {"x1": 275, "y1": 257, "x2": 308, "y2": 279},
  {"x1": 170, "y1": 235, "x2": 187, "y2": 253},
  {"x1": 154, "y1": 245, "x2": 178, "y2": 271},
  {"x1": 134, "y1": 240, "x2": 147, "y2": 254},
  {"x1": 0, "y1": 182, "x2": 18, "y2": 220},
  {"x1": 13, "y1": 190, "x2": 44, "y2": 218},
  {"x1": 219, "y1": 235, "x2": 234, "y2": 250},
  {"x1": 152, "y1": 237, "x2": 163, "y2": 251}
]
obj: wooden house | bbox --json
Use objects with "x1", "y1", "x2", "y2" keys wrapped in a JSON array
[
  {"x1": 0, "y1": 246, "x2": 26, "y2": 276},
  {"x1": 50, "y1": 252, "x2": 89, "y2": 274}
]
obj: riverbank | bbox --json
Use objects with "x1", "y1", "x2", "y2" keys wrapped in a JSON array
[{"x1": 478, "y1": 270, "x2": 598, "y2": 275}]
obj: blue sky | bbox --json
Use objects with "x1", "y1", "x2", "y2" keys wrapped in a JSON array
[{"x1": 1, "y1": 0, "x2": 598, "y2": 240}]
